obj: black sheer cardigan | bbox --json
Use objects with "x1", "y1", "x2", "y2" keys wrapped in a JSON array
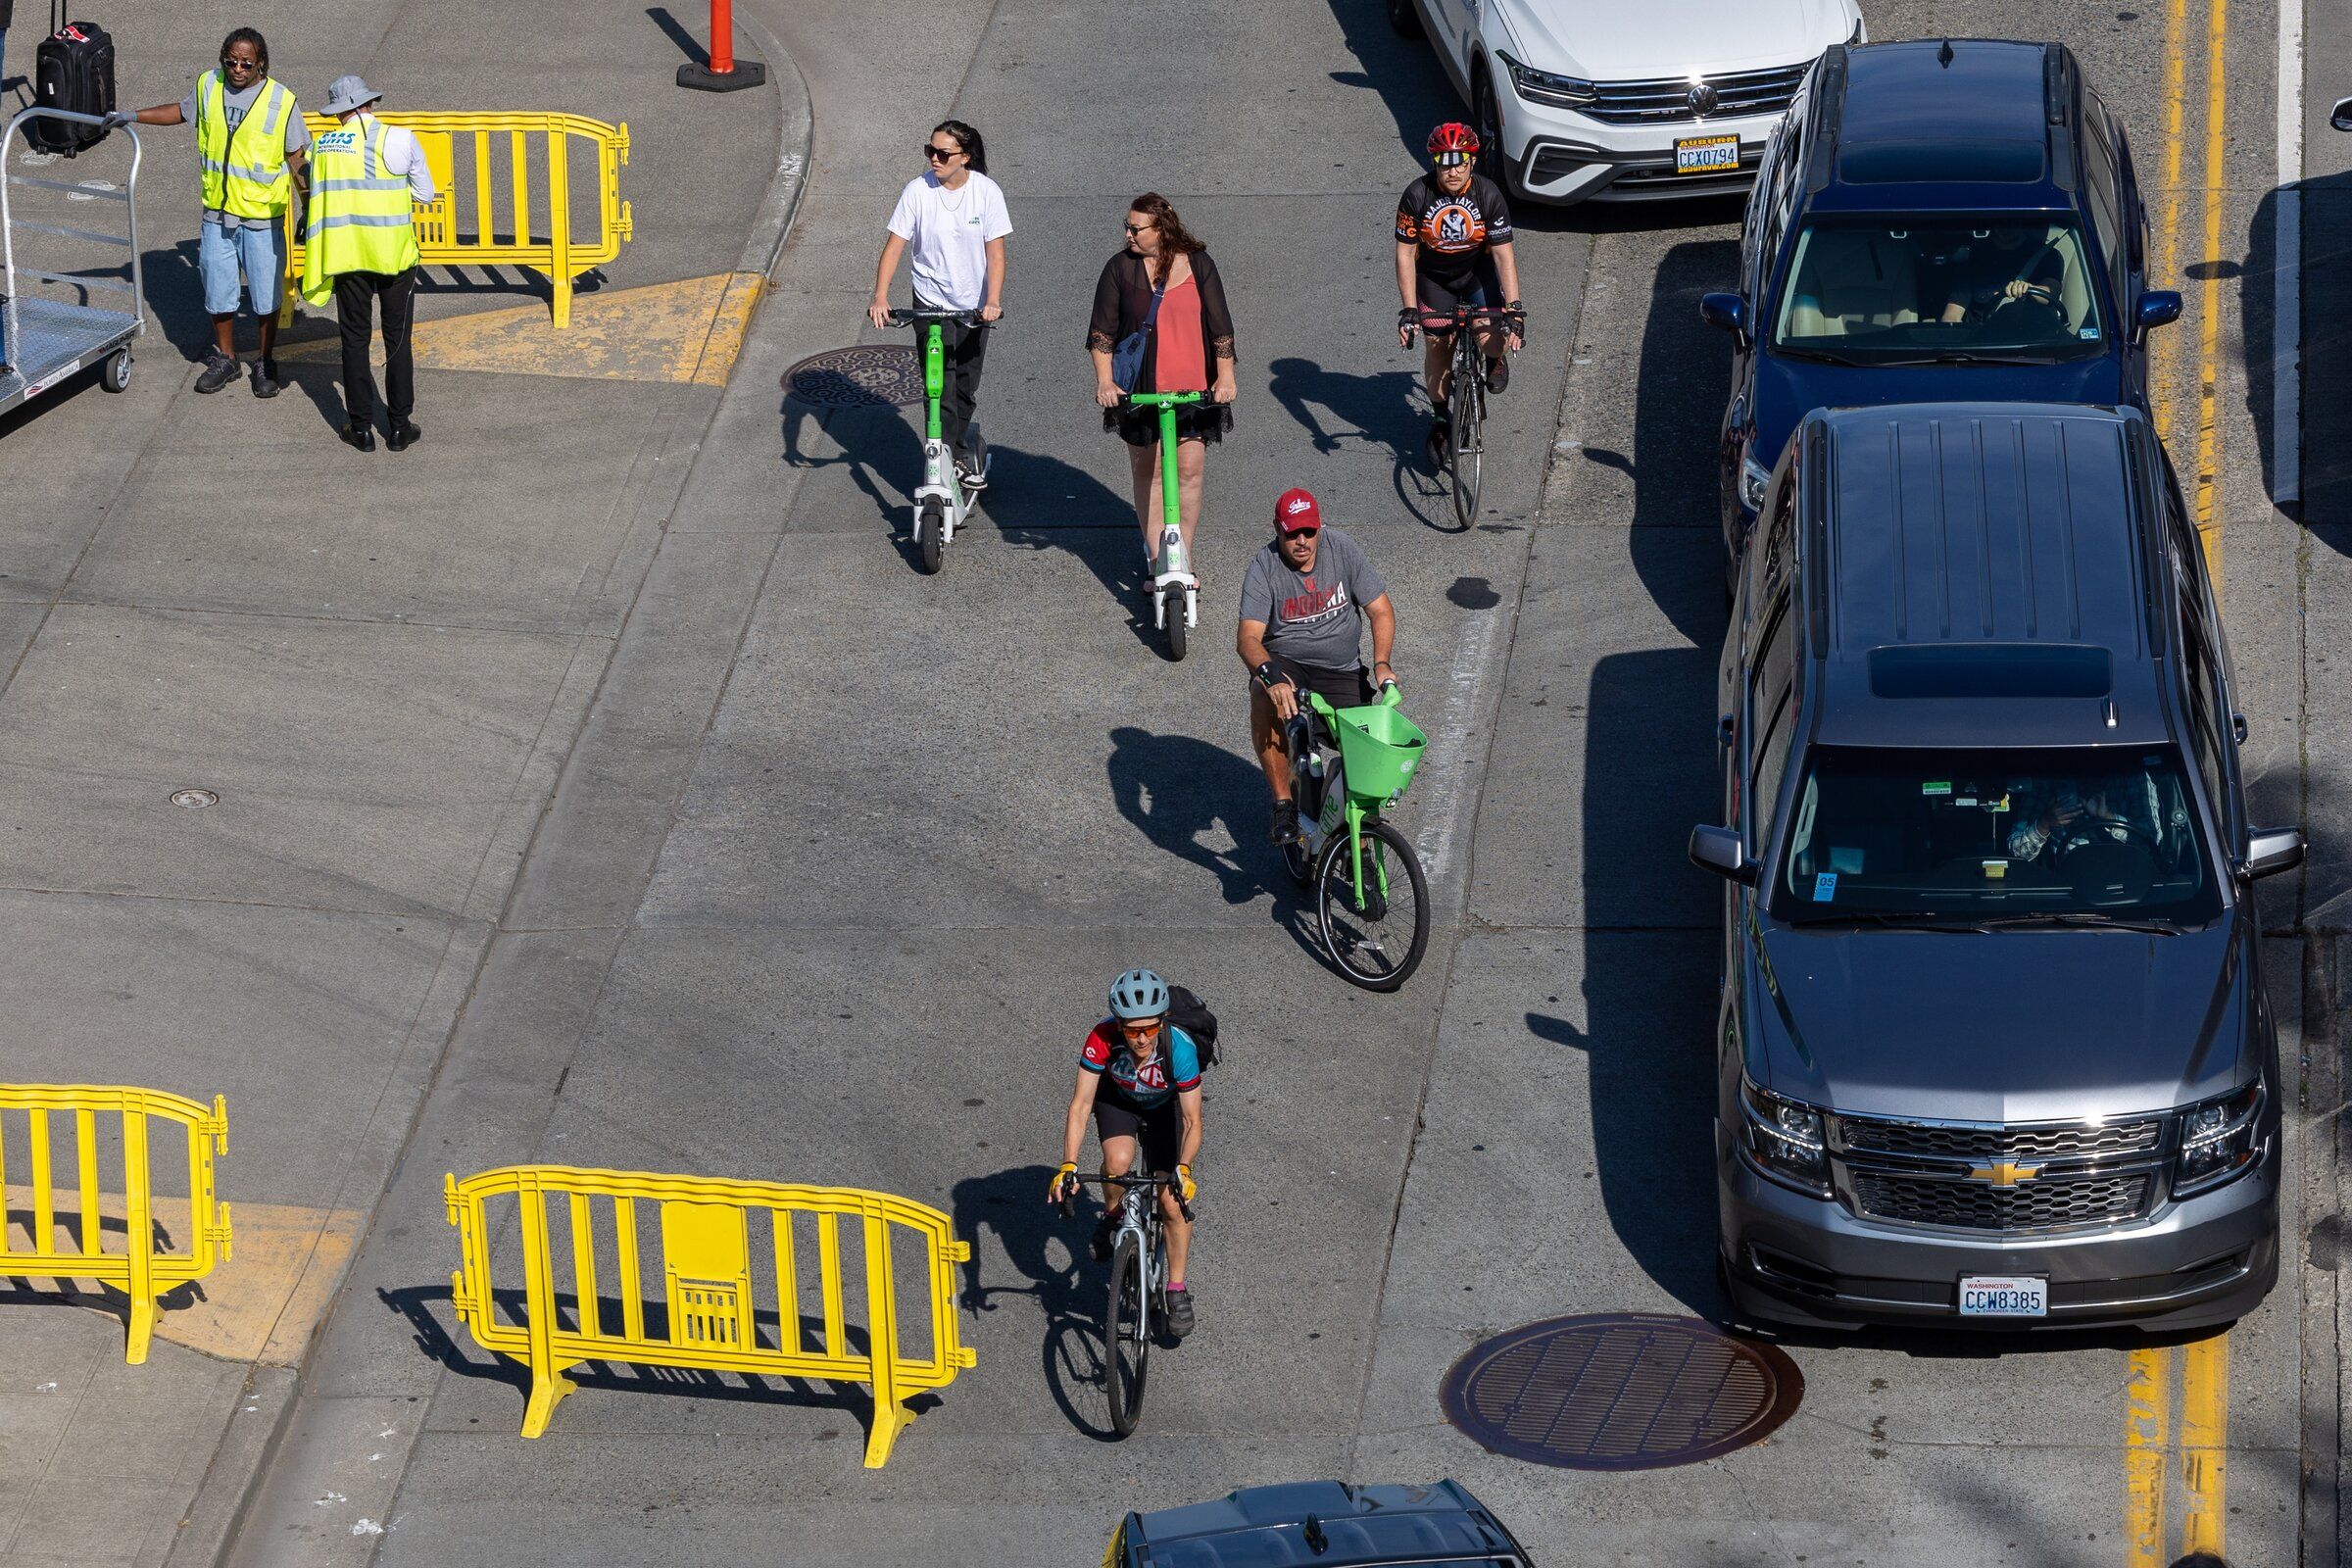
[{"x1": 1087, "y1": 248, "x2": 1237, "y2": 393}]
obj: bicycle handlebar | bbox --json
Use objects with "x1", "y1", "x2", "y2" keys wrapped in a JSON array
[
  {"x1": 1057, "y1": 1169, "x2": 1194, "y2": 1223},
  {"x1": 1401, "y1": 305, "x2": 1524, "y2": 336}
]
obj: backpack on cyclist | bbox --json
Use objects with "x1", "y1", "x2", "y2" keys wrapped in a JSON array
[{"x1": 1165, "y1": 984, "x2": 1220, "y2": 1067}]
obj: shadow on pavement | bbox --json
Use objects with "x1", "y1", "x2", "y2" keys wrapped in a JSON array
[
  {"x1": 948, "y1": 1164, "x2": 1119, "y2": 1441},
  {"x1": 1106, "y1": 725, "x2": 1274, "y2": 906},
  {"x1": 1318, "y1": 0, "x2": 1460, "y2": 160}
]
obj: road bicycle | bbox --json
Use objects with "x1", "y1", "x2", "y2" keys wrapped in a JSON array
[
  {"x1": 888, "y1": 307, "x2": 991, "y2": 573},
  {"x1": 1125, "y1": 390, "x2": 1201, "y2": 660},
  {"x1": 1279, "y1": 682, "x2": 1433, "y2": 990},
  {"x1": 1060, "y1": 1168, "x2": 1191, "y2": 1437},
  {"x1": 1403, "y1": 306, "x2": 1521, "y2": 529}
]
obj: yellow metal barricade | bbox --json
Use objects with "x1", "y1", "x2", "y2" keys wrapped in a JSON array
[
  {"x1": 445, "y1": 1165, "x2": 975, "y2": 1466},
  {"x1": 282, "y1": 112, "x2": 632, "y2": 328},
  {"x1": 0, "y1": 1084, "x2": 231, "y2": 1363}
]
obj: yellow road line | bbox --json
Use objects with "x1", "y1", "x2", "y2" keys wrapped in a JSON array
[
  {"x1": 2153, "y1": 0, "x2": 2190, "y2": 444},
  {"x1": 2192, "y1": 0, "x2": 2230, "y2": 591},
  {"x1": 2125, "y1": 1345, "x2": 2175, "y2": 1568},
  {"x1": 2180, "y1": 1333, "x2": 2230, "y2": 1556}
]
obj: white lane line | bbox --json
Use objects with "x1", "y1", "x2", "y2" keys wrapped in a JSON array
[
  {"x1": 2275, "y1": 0, "x2": 2304, "y2": 504},
  {"x1": 1420, "y1": 597, "x2": 1511, "y2": 886}
]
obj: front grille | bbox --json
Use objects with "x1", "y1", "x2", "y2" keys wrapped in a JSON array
[
  {"x1": 1583, "y1": 64, "x2": 1809, "y2": 126},
  {"x1": 1849, "y1": 1170, "x2": 2152, "y2": 1231},
  {"x1": 1837, "y1": 1115, "x2": 2163, "y2": 1163}
]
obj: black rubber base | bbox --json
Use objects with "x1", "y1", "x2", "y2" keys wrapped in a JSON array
[{"x1": 677, "y1": 58, "x2": 767, "y2": 91}]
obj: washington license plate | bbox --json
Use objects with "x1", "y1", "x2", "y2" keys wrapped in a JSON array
[
  {"x1": 1958, "y1": 1275, "x2": 2047, "y2": 1317},
  {"x1": 1674, "y1": 132, "x2": 1740, "y2": 174}
]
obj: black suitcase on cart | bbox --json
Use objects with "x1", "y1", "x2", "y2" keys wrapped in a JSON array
[{"x1": 28, "y1": 1, "x2": 117, "y2": 157}]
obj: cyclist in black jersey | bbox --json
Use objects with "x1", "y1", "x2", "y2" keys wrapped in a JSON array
[{"x1": 1396, "y1": 122, "x2": 1523, "y2": 471}]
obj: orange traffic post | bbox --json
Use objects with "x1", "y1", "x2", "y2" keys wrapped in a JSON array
[{"x1": 677, "y1": 0, "x2": 766, "y2": 92}]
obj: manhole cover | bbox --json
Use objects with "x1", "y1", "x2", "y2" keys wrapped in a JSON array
[
  {"x1": 781, "y1": 345, "x2": 923, "y2": 408},
  {"x1": 170, "y1": 788, "x2": 220, "y2": 809},
  {"x1": 1440, "y1": 1313, "x2": 1800, "y2": 1470}
]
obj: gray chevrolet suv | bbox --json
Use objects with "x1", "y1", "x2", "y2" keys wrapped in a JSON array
[{"x1": 1690, "y1": 402, "x2": 2303, "y2": 1332}]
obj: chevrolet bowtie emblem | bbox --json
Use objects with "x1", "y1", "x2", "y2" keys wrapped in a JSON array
[{"x1": 1969, "y1": 1160, "x2": 2046, "y2": 1187}]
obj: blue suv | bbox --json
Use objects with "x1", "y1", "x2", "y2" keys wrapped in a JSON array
[{"x1": 1702, "y1": 39, "x2": 2181, "y2": 563}]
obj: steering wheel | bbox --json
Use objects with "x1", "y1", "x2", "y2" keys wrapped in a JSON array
[{"x1": 2053, "y1": 815, "x2": 2161, "y2": 858}]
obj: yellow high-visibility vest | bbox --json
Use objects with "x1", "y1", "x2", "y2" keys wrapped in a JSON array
[
  {"x1": 300, "y1": 115, "x2": 421, "y2": 304},
  {"x1": 195, "y1": 72, "x2": 296, "y2": 219}
]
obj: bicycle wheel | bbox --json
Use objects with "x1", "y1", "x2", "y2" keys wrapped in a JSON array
[
  {"x1": 1316, "y1": 816, "x2": 1432, "y2": 991},
  {"x1": 1448, "y1": 347, "x2": 1484, "y2": 528},
  {"x1": 1104, "y1": 1232, "x2": 1151, "y2": 1436}
]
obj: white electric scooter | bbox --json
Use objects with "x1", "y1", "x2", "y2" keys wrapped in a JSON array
[{"x1": 1126, "y1": 390, "x2": 1200, "y2": 659}]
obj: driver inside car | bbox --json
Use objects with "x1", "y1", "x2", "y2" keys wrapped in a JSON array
[
  {"x1": 1939, "y1": 226, "x2": 2067, "y2": 325},
  {"x1": 2005, "y1": 771, "x2": 2167, "y2": 863}
]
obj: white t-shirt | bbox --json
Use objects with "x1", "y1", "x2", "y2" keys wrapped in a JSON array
[{"x1": 887, "y1": 171, "x2": 1011, "y2": 312}]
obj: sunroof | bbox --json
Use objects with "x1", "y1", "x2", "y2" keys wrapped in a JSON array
[
  {"x1": 1839, "y1": 139, "x2": 2046, "y2": 183},
  {"x1": 1868, "y1": 644, "x2": 2112, "y2": 699}
]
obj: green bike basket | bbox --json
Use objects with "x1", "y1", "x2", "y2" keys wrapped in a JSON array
[{"x1": 1331, "y1": 700, "x2": 1427, "y2": 803}]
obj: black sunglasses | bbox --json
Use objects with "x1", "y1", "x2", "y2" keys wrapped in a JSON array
[
  {"x1": 1284, "y1": 526, "x2": 1321, "y2": 540},
  {"x1": 220, "y1": 56, "x2": 261, "y2": 71},
  {"x1": 1124, "y1": 220, "x2": 1155, "y2": 235},
  {"x1": 923, "y1": 143, "x2": 960, "y2": 162}
]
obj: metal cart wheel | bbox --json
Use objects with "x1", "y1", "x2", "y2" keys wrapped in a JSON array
[{"x1": 99, "y1": 348, "x2": 130, "y2": 393}]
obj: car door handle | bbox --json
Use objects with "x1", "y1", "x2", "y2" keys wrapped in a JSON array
[{"x1": 1718, "y1": 713, "x2": 1737, "y2": 750}]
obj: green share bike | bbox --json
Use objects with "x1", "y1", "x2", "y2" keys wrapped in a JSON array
[{"x1": 1282, "y1": 683, "x2": 1433, "y2": 990}]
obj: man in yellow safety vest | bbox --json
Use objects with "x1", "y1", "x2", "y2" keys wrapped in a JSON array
[
  {"x1": 125, "y1": 27, "x2": 308, "y2": 397},
  {"x1": 301, "y1": 74, "x2": 434, "y2": 453}
]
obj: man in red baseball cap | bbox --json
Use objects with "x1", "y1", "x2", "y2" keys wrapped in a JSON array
[{"x1": 1236, "y1": 487, "x2": 1398, "y2": 845}]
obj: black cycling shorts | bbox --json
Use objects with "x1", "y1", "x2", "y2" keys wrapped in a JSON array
[
  {"x1": 1415, "y1": 257, "x2": 1502, "y2": 325},
  {"x1": 1263, "y1": 653, "x2": 1376, "y2": 711},
  {"x1": 1094, "y1": 1095, "x2": 1183, "y2": 1171}
]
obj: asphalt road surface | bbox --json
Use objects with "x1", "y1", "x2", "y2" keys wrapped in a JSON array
[{"x1": 218, "y1": 0, "x2": 2351, "y2": 1561}]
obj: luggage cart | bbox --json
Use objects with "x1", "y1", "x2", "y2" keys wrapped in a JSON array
[{"x1": 0, "y1": 107, "x2": 144, "y2": 416}]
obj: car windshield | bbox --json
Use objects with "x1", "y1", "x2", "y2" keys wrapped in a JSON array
[
  {"x1": 1767, "y1": 745, "x2": 2221, "y2": 925},
  {"x1": 1770, "y1": 219, "x2": 2109, "y2": 363}
]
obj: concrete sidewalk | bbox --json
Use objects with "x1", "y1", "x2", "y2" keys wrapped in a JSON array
[{"x1": 0, "y1": 4, "x2": 806, "y2": 1565}]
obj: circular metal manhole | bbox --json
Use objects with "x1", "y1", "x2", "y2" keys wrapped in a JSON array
[
  {"x1": 1440, "y1": 1313, "x2": 1801, "y2": 1470},
  {"x1": 170, "y1": 788, "x2": 220, "y2": 809},
  {"x1": 781, "y1": 345, "x2": 924, "y2": 409}
]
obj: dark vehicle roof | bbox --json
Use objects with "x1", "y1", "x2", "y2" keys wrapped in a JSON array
[
  {"x1": 1118, "y1": 1480, "x2": 1528, "y2": 1567},
  {"x1": 1804, "y1": 403, "x2": 2174, "y2": 749},
  {"x1": 1803, "y1": 40, "x2": 2084, "y2": 216}
]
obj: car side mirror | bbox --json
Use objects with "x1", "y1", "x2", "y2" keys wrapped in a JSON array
[
  {"x1": 2243, "y1": 827, "x2": 2305, "y2": 880},
  {"x1": 2231, "y1": 711, "x2": 2248, "y2": 745},
  {"x1": 2331, "y1": 96, "x2": 2352, "y2": 131},
  {"x1": 1699, "y1": 291, "x2": 1748, "y2": 343},
  {"x1": 2136, "y1": 291, "x2": 2183, "y2": 332},
  {"x1": 1690, "y1": 824, "x2": 1758, "y2": 884}
]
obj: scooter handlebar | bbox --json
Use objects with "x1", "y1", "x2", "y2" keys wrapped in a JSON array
[{"x1": 887, "y1": 308, "x2": 994, "y2": 327}]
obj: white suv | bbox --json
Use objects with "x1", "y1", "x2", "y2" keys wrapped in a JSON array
[{"x1": 1390, "y1": 0, "x2": 1863, "y2": 204}]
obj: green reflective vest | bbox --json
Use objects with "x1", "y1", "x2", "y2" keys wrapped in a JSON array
[
  {"x1": 300, "y1": 115, "x2": 421, "y2": 304},
  {"x1": 196, "y1": 73, "x2": 297, "y2": 219}
]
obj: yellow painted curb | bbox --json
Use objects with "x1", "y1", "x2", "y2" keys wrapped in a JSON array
[{"x1": 281, "y1": 270, "x2": 763, "y2": 386}]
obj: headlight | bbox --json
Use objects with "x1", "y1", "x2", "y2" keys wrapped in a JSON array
[
  {"x1": 2173, "y1": 1080, "x2": 2265, "y2": 1196},
  {"x1": 1739, "y1": 452, "x2": 1773, "y2": 513},
  {"x1": 1741, "y1": 1078, "x2": 1831, "y2": 1196},
  {"x1": 1497, "y1": 51, "x2": 1596, "y2": 109}
]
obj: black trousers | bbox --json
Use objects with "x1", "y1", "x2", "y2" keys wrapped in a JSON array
[
  {"x1": 335, "y1": 266, "x2": 417, "y2": 425},
  {"x1": 911, "y1": 294, "x2": 988, "y2": 460}
]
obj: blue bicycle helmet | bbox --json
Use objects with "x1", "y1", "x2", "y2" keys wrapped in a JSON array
[{"x1": 1108, "y1": 968, "x2": 1169, "y2": 1020}]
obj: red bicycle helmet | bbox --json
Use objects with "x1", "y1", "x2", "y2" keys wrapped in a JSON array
[{"x1": 1426, "y1": 122, "x2": 1481, "y2": 166}]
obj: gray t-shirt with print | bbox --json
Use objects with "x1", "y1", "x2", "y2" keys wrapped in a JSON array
[
  {"x1": 1238, "y1": 524, "x2": 1390, "y2": 670},
  {"x1": 181, "y1": 74, "x2": 310, "y2": 230}
]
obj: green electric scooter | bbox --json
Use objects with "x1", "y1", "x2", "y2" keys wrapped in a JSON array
[
  {"x1": 889, "y1": 307, "x2": 989, "y2": 573},
  {"x1": 1125, "y1": 390, "x2": 1201, "y2": 660}
]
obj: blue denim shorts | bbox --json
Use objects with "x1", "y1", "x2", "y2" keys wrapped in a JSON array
[{"x1": 197, "y1": 219, "x2": 285, "y2": 317}]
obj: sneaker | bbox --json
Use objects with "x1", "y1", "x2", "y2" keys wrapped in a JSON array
[
  {"x1": 194, "y1": 352, "x2": 239, "y2": 394},
  {"x1": 251, "y1": 359, "x2": 280, "y2": 399},
  {"x1": 1089, "y1": 1210, "x2": 1119, "y2": 1262},
  {"x1": 1268, "y1": 799, "x2": 1301, "y2": 846},
  {"x1": 1164, "y1": 1285, "x2": 1196, "y2": 1340},
  {"x1": 959, "y1": 433, "x2": 990, "y2": 489},
  {"x1": 1485, "y1": 355, "x2": 1510, "y2": 394}
]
